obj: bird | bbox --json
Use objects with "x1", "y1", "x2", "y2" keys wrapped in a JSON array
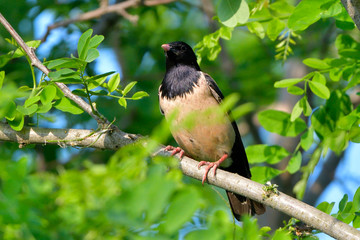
[{"x1": 158, "y1": 41, "x2": 265, "y2": 220}]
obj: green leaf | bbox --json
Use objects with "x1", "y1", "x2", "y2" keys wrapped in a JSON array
[
  {"x1": 8, "y1": 111, "x2": 24, "y2": 131},
  {"x1": 345, "y1": 71, "x2": 360, "y2": 91},
  {"x1": 160, "y1": 187, "x2": 200, "y2": 234},
  {"x1": 353, "y1": 215, "x2": 360, "y2": 228},
  {"x1": 72, "y1": 89, "x2": 87, "y2": 97},
  {"x1": 247, "y1": 22, "x2": 265, "y2": 39},
  {"x1": 78, "y1": 29, "x2": 93, "y2": 60},
  {"x1": 88, "y1": 77, "x2": 107, "y2": 91},
  {"x1": 286, "y1": 151, "x2": 302, "y2": 174},
  {"x1": 327, "y1": 130, "x2": 348, "y2": 154},
  {"x1": 108, "y1": 73, "x2": 120, "y2": 93},
  {"x1": 309, "y1": 81, "x2": 330, "y2": 99},
  {"x1": 338, "y1": 114, "x2": 358, "y2": 131},
  {"x1": 269, "y1": 1, "x2": 295, "y2": 14},
  {"x1": 339, "y1": 194, "x2": 348, "y2": 212},
  {"x1": 118, "y1": 97, "x2": 127, "y2": 108},
  {"x1": 335, "y1": 34, "x2": 357, "y2": 50},
  {"x1": 339, "y1": 49, "x2": 360, "y2": 59},
  {"x1": 303, "y1": 58, "x2": 330, "y2": 69},
  {"x1": 26, "y1": 40, "x2": 41, "y2": 48},
  {"x1": 17, "y1": 104, "x2": 38, "y2": 115},
  {"x1": 45, "y1": 58, "x2": 84, "y2": 70},
  {"x1": 258, "y1": 110, "x2": 307, "y2": 137},
  {"x1": 131, "y1": 91, "x2": 149, "y2": 100},
  {"x1": 288, "y1": 0, "x2": 328, "y2": 31},
  {"x1": 40, "y1": 85, "x2": 57, "y2": 105},
  {"x1": 37, "y1": 102, "x2": 52, "y2": 114},
  {"x1": 3, "y1": 100, "x2": 17, "y2": 120},
  {"x1": 217, "y1": 0, "x2": 249, "y2": 27},
  {"x1": 11, "y1": 40, "x2": 41, "y2": 58},
  {"x1": 219, "y1": 26, "x2": 233, "y2": 40},
  {"x1": 246, "y1": 144, "x2": 289, "y2": 164},
  {"x1": 272, "y1": 229, "x2": 292, "y2": 240},
  {"x1": 24, "y1": 95, "x2": 40, "y2": 108},
  {"x1": 294, "y1": 175, "x2": 307, "y2": 200},
  {"x1": 349, "y1": 125, "x2": 360, "y2": 143},
  {"x1": 290, "y1": 100, "x2": 303, "y2": 122},
  {"x1": 329, "y1": 68, "x2": 342, "y2": 82},
  {"x1": 312, "y1": 72, "x2": 326, "y2": 84},
  {"x1": 317, "y1": 201, "x2": 335, "y2": 215},
  {"x1": 231, "y1": 102, "x2": 256, "y2": 120},
  {"x1": 300, "y1": 97, "x2": 312, "y2": 116},
  {"x1": 267, "y1": 18, "x2": 285, "y2": 41},
  {"x1": 53, "y1": 97, "x2": 83, "y2": 114},
  {"x1": 122, "y1": 81, "x2": 137, "y2": 96},
  {"x1": 274, "y1": 78, "x2": 303, "y2": 88},
  {"x1": 85, "y1": 48, "x2": 99, "y2": 63},
  {"x1": 89, "y1": 35, "x2": 104, "y2": 49},
  {"x1": 352, "y1": 187, "x2": 360, "y2": 212},
  {"x1": 250, "y1": 166, "x2": 283, "y2": 184},
  {"x1": 87, "y1": 71, "x2": 115, "y2": 90},
  {"x1": 88, "y1": 90, "x2": 108, "y2": 96},
  {"x1": 300, "y1": 127, "x2": 314, "y2": 151},
  {"x1": 0, "y1": 71, "x2": 4, "y2": 89},
  {"x1": 287, "y1": 86, "x2": 304, "y2": 95}
]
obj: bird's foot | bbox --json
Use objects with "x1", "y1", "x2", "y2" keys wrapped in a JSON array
[
  {"x1": 198, "y1": 154, "x2": 229, "y2": 185},
  {"x1": 164, "y1": 145, "x2": 185, "y2": 159}
]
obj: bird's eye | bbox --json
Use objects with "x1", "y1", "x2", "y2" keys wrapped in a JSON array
[{"x1": 181, "y1": 46, "x2": 186, "y2": 51}]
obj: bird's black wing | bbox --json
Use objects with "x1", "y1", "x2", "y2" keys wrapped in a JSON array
[
  {"x1": 158, "y1": 85, "x2": 165, "y2": 115},
  {"x1": 204, "y1": 73, "x2": 224, "y2": 103},
  {"x1": 204, "y1": 73, "x2": 251, "y2": 179}
]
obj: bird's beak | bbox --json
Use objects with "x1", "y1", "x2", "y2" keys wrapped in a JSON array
[{"x1": 161, "y1": 44, "x2": 171, "y2": 52}]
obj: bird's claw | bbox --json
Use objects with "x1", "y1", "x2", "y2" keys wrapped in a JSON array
[
  {"x1": 197, "y1": 153, "x2": 229, "y2": 185},
  {"x1": 198, "y1": 161, "x2": 219, "y2": 185},
  {"x1": 164, "y1": 146, "x2": 185, "y2": 159}
]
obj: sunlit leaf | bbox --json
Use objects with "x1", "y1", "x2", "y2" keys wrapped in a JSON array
[
  {"x1": 286, "y1": 151, "x2": 302, "y2": 174},
  {"x1": 131, "y1": 91, "x2": 149, "y2": 100},
  {"x1": 78, "y1": 29, "x2": 93, "y2": 60},
  {"x1": 267, "y1": 18, "x2": 285, "y2": 41},
  {"x1": 274, "y1": 78, "x2": 303, "y2": 88},
  {"x1": 54, "y1": 97, "x2": 83, "y2": 114},
  {"x1": 251, "y1": 166, "x2": 283, "y2": 184},
  {"x1": 217, "y1": 0, "x2": 249, "y2": 27},
  {"x1": 108, "y1": 73, "x2": 120, "y2": 93},
  {"x1": 246, "y1": 144, "x2": 289, "y2": 164},
  {"x1": 309, "y1": 81, "x2": 330, "y2": 99},
  {"x1": 303, "y1": 58, "x2": 330, "y2": 69},
  {"x1": 258, "y1": 110, "x2": 307, "y2": 137},
  {"x1": 122, "y1": 81, "x2": 137, "y2": 96}
]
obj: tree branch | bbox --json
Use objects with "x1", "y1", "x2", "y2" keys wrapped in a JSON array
[
  {"x1": 0, "y1": 122, "x2": 359, "y2": 239},
  {"x1": 0, "y1": 12, "x2": 109, "y2": 126},
  {"x1": 341, "y1": 0, "x2": 360, "y2": 31},
  {"x1": 0, "y1": 123, "x2": 138, "y2": 150},
  {"x1": 41, "y1": 0, "x2": 177, "y2": 42}
]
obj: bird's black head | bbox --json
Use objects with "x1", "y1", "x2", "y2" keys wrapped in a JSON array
[{"x1": 162, "y1": 41, "x2": 200, "y2": 71}]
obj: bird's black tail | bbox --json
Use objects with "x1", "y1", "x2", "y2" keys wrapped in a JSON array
[
  {"x1": 225, "y1": 122, "x2": 266, "y2": 220},
  {"x1": 226, "y1": 191, "x2": 266, "y2": 220}
]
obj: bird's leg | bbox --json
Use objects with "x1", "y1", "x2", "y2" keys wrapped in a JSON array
[
  {"x1": 164, "y1": 145, "x2": 185, "y2": 159},
  {"x1": 198, "y1": 153, "x2": 228, "y2": 185}
]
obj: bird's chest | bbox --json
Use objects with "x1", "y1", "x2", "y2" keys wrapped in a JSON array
[{"x1": 159, "y1": 78, "x2": 235, "y2": 163}]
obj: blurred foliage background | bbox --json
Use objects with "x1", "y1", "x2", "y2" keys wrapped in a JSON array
[{"x1": 0, "y1": 0, "x2": 359, "y2": 239}]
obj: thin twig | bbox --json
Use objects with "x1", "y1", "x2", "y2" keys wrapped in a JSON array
[{"x1": 41, "y1": 0, "x2": 177, "y2": 42}]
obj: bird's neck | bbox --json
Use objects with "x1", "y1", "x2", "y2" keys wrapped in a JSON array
[{"x1": 160, "y1": 65, "x2": 201, "y2": 99}]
